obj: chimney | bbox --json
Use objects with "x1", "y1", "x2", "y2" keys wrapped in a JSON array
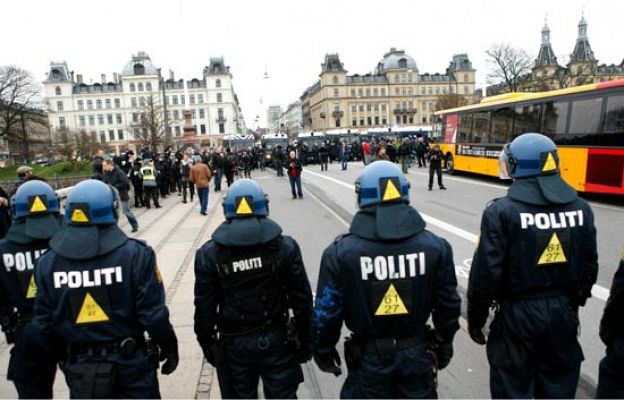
[
  {"x1": 113, "y1": 73, "x2": 118, "y2": 83},
  {"x1": 101, "y1": 74, "x2": 106, "y2": 83},
  {"x1": 76, "y1": 74, "x2": 83, "y2": 84},
  {"x1": 169, "y1": 70, "x2": 175, "y2": 80},
  {"x1": 70, "y1": 71, "x2": 75, "y2": 82}
]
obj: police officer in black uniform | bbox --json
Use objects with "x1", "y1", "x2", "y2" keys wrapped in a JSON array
[
  {"x1": 0, "y1": 180, "x2": 62, "y2": 398},
  {"x1": 31, "y1": 179, "x2": 179, "y2": 398},
  {"x1": 312, "y1": 160, "x2": 461, "y2": 398},
  {"x1": 468, "y1": 133, "x2": 598, "y2": 398},
  {"x1": 597, "y1": 247, "x2": 624, "y2": 398},
  {"x1": 194, "y1": 179, "x2": 313, "y2": 399}
]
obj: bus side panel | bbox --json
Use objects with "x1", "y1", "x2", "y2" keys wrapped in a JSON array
[
  {"x1": 558, "y1": 147, "x2": 588, "y2": 192},
  {"x1": 454, "y1": 154, "x2": 499, "y2": 177},
  {"x1": 584, "y1": 148, "x2": 624, "y2": 195}
]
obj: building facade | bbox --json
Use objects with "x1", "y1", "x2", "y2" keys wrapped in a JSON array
[
  {"x1": 300, "y1": 48, "x2": 476, "y2": 132},
  {"x1": 0, "y1": 108, "x2": 51, "y2": 162},
  {"x1": 277, "y1": 101, "x2": 303, "y2": 139},
  {"x1": 43, "y1": 52, "x2": 245, "y2": 152},
  {"x1": 266, "y1": 105, "x2": 282, "y2": 133},
  {"x1": 489, "y1": 16, "x2": 624, "y2": 95}
]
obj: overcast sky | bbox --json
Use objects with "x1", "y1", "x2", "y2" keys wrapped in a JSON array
[{"x1": 2, "y1": 0, "x2": 623, "y2": 128}]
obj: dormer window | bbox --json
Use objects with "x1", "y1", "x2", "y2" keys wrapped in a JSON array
[
  {"x1": 398, "y1": 58, "x2": 407, "y2": 68},
  {"x1": 51, "y1": 69, "x2": 60, "y2": 80},
  {"x1": 134, "y1": 64, "x2": 145, "y2": 75},
  {"x1": 108, "y1": 83, "x2": 116, "y2": 91}
]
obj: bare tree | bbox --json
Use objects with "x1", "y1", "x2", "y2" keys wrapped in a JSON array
[
  {"x1": 54, "y1": 129, "x2": 99, "y2": 174},
  {"x1": 130, "y1": 93, "x2": 169, "y2": 152},
  {"x1": 435, "y1": 93, "x2": 469, "y2": 111},
  {"x1": 486, "y1": 43, "x2": 533, "y2": 93},
  {"x1": 0, "y1": 66, "x2": 43, "y2": 143}
]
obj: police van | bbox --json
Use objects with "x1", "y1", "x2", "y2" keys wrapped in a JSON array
[
  {"x1": 325, "y1": 129, "x2": 362, "y2": 161},
  {"x1": 296, "y1": 131, "x2": 325, "y2": 165}
]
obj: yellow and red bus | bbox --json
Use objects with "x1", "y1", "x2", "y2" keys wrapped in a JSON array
[{"x1": 433, "y1": 79, "x2": 624, "y2": 195}]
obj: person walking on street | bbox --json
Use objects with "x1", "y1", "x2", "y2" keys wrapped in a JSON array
[
  {"x1": 361, "y1": 139, "x2": 371, "y2": 165},
  {"x1": 287, "y1": 150, "x2": 303, "y2": 199},
  {"x1": 180, "y1": 153, "x2": 195, "y2": 203},
  {"x1": 129, "y1": 159, "x2": 145, "y2": 208},
  {"x1": 428, "y1": 144, "x2": 446, "y2": 190},
  {"x1": 372, "y1": 145, "x2": 389, "y2": 162},
  {"x1": 103, "y1": 159, "x2": 139, "y2": 232},
  {"x1": 275, "y1": 145, "x2": 285, "y2": 177},
  {"x1": 213, "y1": 151, "x2": 225, "y2": 192},
  {"x1": 417, "y1": 137, "x2": 428, "y2": 168},
  {"x1": 190, "y1": 156, "x2": 212, "y2": 215},
  {"x1": 319, "y1": 143, "x2": 329, "y2": 171},
  {"x1": 340, "y1": 139, "x2": 349, "y2": 170},
  {"x1": 224, "y1": 150, "x2": 236, "y2": 187},
  {"x1": 399, "y1": 138, "x2": 410, "y2": 174},
  {"x1": 141, "y1": 158, "x2": 161, "y2": 209},
  {"x1": 92, "y1": 149, "x2": 104, "y2": 179}
]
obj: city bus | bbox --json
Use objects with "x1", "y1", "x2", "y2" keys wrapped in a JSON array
[
  {"x1": 222, "y1": 134, "x2": 255, "y2": 152},
  {"x1": 434, "y1": 79, "x2": 624, "y2": 195}
]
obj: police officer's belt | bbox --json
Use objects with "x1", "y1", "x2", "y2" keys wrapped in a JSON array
[
  {"x1": 356, "y1": 335, "x2": 421, "y2": 356},
  {"x1": 70, "y1": 336, "x2": 145, "y2": 357}
]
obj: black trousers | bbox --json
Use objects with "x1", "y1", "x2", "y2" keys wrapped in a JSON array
[
  {"x1": 133, "y1": 185, "x2": 144, "y2": 207},
  {"x1": 597, "y1": 337, "x2": 624, "y2": 398},
  {"x1": 428, "y1": 166, "x2": 443, "y2": 188},
  {"x1": 144, "y1": 186, "x2": 160, "y2": 208},
  {"x1": 182, "y1": 180, "x2": 195, "y2": 201}
]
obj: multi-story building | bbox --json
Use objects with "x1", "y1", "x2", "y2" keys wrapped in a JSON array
[
  {"x1": 300, "y1": 48, "x2": 476, "y2": 132},
  {"x1": 489, "y1": 16, "x2": 624, "y2": 95},
  {"x1": 43, "y1": 52, "x2": 245, "y2": 151},
  {"x1": 277, "y1": 101, "x2": 303, "y2": 139},
  {"x1": 266, "y1": 105, "x2": 283, "y2": 133}
]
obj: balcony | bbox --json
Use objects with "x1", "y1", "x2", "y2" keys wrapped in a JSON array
[
  {"x1": 393, "y1": 108, "x2": 417, "y2": 115},
  {"x1": 332, "y1": 110, "x2": 344, "y2": 118},
  {"x1": 216, "y1": 115, "x2": 227, "y2": 122}
]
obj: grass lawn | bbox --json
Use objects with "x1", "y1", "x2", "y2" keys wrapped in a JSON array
[{"x1": 0, "y1": 161, "x2": 93, "y2": 181}]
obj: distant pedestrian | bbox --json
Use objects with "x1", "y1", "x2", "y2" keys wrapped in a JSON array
[
  {"x1": 399, "y1": 138, "x2": 410, "y2": 173},
  {"x1": 417, "y1": 137, "x2": 429, "y2": 168},
  {"x1": 275, "y1": 145, "x2": 285, "y2": 177},
  {"x1": 92, "y1": 149, "x2": 104, "y2": 179},
  {"x1": 361, "y1": 139, "x2": 371, "y2": 165},
  {"x1": 428, "y1": 144, "x2": 446, "y2": 190},
  {"x1": 224, "y1": 150, "x2": 236, "y2": 187},
  {"x1": 287, "y1": 150, "x2": 303, "y2": 199},
  {"x1": 129, "y1": 159, "x2": 145, "y2": 208},
  {"x1": 180, "y1": 153, "x2": 195, "y2": 203},
  {"x1": 190, "y1": 156, "x2": 212, "y2": 215},
  {"x1": 103, "y1": 159, "x2": 139, "y2": 232},
  {"x1": 141, "y1": 158, "x2": 161, "y2": 209},
  {"x1": 319, "y1": 143, "x2": 329, "y2": 171},
  {"x1": 372, "y1": 145, "x2": 390, "y2": 162},
  {"x1": 340, "y1": 139, "x2": 349, "y2": 170}
]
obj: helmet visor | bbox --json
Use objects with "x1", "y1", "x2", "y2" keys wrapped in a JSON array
[{"x1": 498, "y1": 144, "x2": 513, "y2": 180}]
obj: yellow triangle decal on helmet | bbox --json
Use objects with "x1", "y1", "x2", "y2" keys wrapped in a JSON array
[
  {"x1": 538, "y1": 232, "x2": 567, "y2": 265},
  {"x1": 26, "y1": 274, "x2": 37, "y2": 299},
  {"x1": 375, "y1": 283, "x2": 409, "y2": 316},
  {"x1": 236, "y1": 197, "x2": 253, "y2": 215},
  {"x1": 30, "y1": 196, "x2": 47, "y2": 213},
  {"x1": 542, "y1": 153, "x2": 557, "y2": 172},
  {"x1": 75, "y1": 292, "x2": 109, "y2": 324},
  {"x1": 71, "y1": 209, "x2": 90, "y2": 223},
  {"x1": 382, "y1": 180, "x2": 401, "y2": 202}
]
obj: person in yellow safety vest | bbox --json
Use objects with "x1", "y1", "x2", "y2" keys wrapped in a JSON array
[{"x1": 141, "y1": 159, "x2": 161, "y2": 209}]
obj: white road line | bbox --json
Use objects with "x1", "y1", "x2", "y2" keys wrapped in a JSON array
[
  {"x1": 306, "y1": 190, "x2": 350, "y2": 229},
  {"x1": 304, "y1": 168, "x2": 611, "y2": 302}
]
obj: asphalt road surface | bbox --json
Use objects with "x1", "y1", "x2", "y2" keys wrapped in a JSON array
[{"x1": 0, "y1": 161, "x2": 622, "y2": 398}]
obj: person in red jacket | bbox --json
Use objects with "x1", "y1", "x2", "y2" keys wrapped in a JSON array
[
  {"x1": 361, "y1": 140, "x2": 371, "y2": 165},
  {"x1": 287, "y1": 150, "x2": 303, "y2": 199}
]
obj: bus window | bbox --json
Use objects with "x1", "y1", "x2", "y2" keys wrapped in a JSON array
[
  {"x1": 513, "y1": 104, "x2": 541, "y2": 138},
  {"x1": 473, "y1": 111, "x2": 490, "y2": 143},
  {"x1": 490, "y1": 107, "x2": 514, "y2": 144},
  {"x1": 603, "y1": 95, "x2": 624, "y2": 146},
  {"x1": 568, "y1": 97, "x2": 603, "y2": 145},
  {"x1": 541, "y1": 101, "x2": 568, "y2": 144},
  {"x1": 457, "y1": 113, "x2": 473, "y2": 143}
]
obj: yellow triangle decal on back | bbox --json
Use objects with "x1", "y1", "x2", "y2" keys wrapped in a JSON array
[
  {"x1": 542, "y1": 153, "x2": 557, "y2": 172},
  {"x1": 26, "y1": 274, "x2": 37, "y2": 299},
  {"x1": 382, "y1": 180, "x2": 401, "y2": 202},
  {"x1": 375, "y1": 283, "x2": 409, "y2": 316},
  {"x1": 30, "y1": 196, "x2": 48, "y2": 212},
  {"x1": 236, "y1": 197, "x2": 253, "y2": 215},
  {"x1": 75, "y1": 293, "x2": 109, "y2": 324},
  {"x1": 538, "y1": 232, "x2": 567, "y2": 265},
  {"x1": 71, "y1": 209, "x2": 90, "y2": 223}
]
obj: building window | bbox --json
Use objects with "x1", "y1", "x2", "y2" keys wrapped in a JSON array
[
  {"x1": 172, "y1": 95, "x2": 178, "y2": 105},
  {"x1": 181, "y1": 95, "x2": 185, "y2": 105},
  {"x1": 422, "y1": 116, "x2": 427, "y2": 123},
  {"x1": 175, "y1": 126, "x2": 181, "y2": 136},
  {"x1": 130, "y1": 83, "x2": 136, "y2": 92},
  {"x1": 218, "y1": 108, "x2": 224, "y2": 119},
  {"x1": 380, "y1": 88, "x2": 386, "y2": 96},
  {"x1": 173, "y1": 110, "x2": 179, "y2": 120},
  {"x1": 199, "y1": 109, "x2": 205, "y2": 118},
  {"x1": 381, "y1": 103, "x2": 386, "y2": 111},
  {"x1": 357, "y1": 88, "x2": 362, "y2": 97},
  {"x1": 105, "y1": 98, "x2": 111, "y2": 108},
  {"x1": 215, "y1": 79, "x2": 221, "y2": 88},
  {"x1": 367, "y1": 116, "x2": 372, "y2": 125},
  {"x1": 366, "y1": 103, "x2": 372, "y2": 111},
  {"x1": 407, "y1": 74, "x2": 413, "y2": 83},
  {"x1": 192, "y1": 110, "x2": 196, "y2": 119},
  {"x1": 359, "y1": 104, "x2": 364, "y2": 112},
  {"x1": 395, "y1": 74, "x2": 400, "y2": 83},
  {"x1": 79, "y1": 116, "x2": 85, "y2": 127},
  {"x1": 134, "y1": 64, "x2": 145, "y2": 75},
  {"x1": 146, "y1": 82, "x2": 152, "y2": 91},
  {"x1": 335, "y1": 119, "x2": 341, "y2": 127},
  {"x1": 89, "y1": 115, "x2": 95, "y2": 126},
  {"x1": 219, "y1": 123, "x2": 225, "y2": 133},
  {"x1": 98, "y1": 115, "x2": 104, "y2": 125},
  {"x1": 373, "y1": 88, "x2": 378, "y2": 96},
  {"x1": 106, "y1": 114, "x2": 113, "y2": 124},
  {"x1": 360, "y1": 118, "x2": 365, "y2": 126},
  {"x1": 396, "y1": 115, "x2": 401, "y2": 124},
  {"x1": 108, "y1": 130, "x2": 115, "y2": 141},
  {"x1": 56, "y1": 101, "x2": 64, "y2": 111},
  {"x1": 428, "y1": 87, "x2": 433, "y2": 95},
  {"x1": 118, "y1": 129, "x2": 124, "y2": 140},
  {"x1": 114, "y1": 98, "x2": 121, "y2": 108},
  {"x1": 374, "y1": 104, "x2": 379, "y2": 112},
  {"x1": 351, "y1": 104, "x2": 356, "y2": 112},
  {"x1": 132, "y1": 113, "x2": 139, "y2": 123},
  {"x1": 116, "y1": 114, "x2": 122, "y2": 124},
  {"x1": 131, "y1": 97, "x2": 137, "y2": 107},
  {"x1": 138, "y1": 83, "x2": 144, "y2": 92},
  {"x1": 96, "y1": 99, "x2": 102, "y2": 109},
  {"x1": 199, "y1": 94, "x2": 205, "y2": 103},
  {"x1": 54, "y1": 86, "x2": 62, "y2": 96},
  {"x1": 351, "y1": 89, "x2": 356, "y2": 97},
  {"x1": 77, "y1": 100, "x2": 84, "y2": 110},
  {"x1": 334, "y1": 88, "x2": 339, "y2": 97},
  {"x1": 200, "y1": 124, "x2": 206, "y2": 134},
  {"x1": 464, "y1": 74, "x2": 469, "y2": 82},
  {"x1": 382, "y1": 118, "x2": 387, "y2": 125},
  {"x1": 190, "y1": 94, "x2": 195, "y2": 104},
  {"x1": 352, "y1": 119, "x2": 357, "y2": 126},
  {"x1": 395, "y1": 87, "x2": 400, "y2": 95},
  {"x1": 139, "y1": 97, "x2": 145, "y2": 107},
  {"x1": 100, "y1": 131, "x2": 106, "y2": 143},
  {"x1": 464, "y1": 86, "x2": 470, "y2": 94},
  {"x1": 365, "y1": 88, "x2": 371, "y2": 97},
  {"x1": 402, "y1": 87, "x2": 407, "y2": 95},
  {"x1": 421, "y1": 87, "x2": 426, "y2": 95},
  {"x1": 215, "y1": 93, "x2": 221, "y2": 103},
  {"x1": 375, "y1": 116, "x2": 379, "y2": 125}
]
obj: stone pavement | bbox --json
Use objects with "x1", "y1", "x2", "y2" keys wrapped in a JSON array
[{"x1": 0, "y1": 189, "x2": 226, "y2": 399}]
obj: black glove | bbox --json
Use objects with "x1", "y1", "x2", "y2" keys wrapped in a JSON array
[
  {"x1": 151, "y1": 325, "x2": 179, "y2": 375},
  {"x1": 313, "y1": 347, "x2": 341, "y2": 376},
  {"x1": 296, "y1": 341, "x2": 313, "y2": 364},
  {"x1": 425, "y1": 325, "x2": 454, "y2": 370},
  {"x1": 468, "y1": 327, "x2": 486, "y2": 345},
  {"x1": 1, "y1": 311, "x2": 19, "y2": 344},
  {"x1": 201, "y1": 342, "x2": 219, "y2": 367}
]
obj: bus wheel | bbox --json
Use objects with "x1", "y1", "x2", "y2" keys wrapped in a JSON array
[{"x1": 445, "y1": 154, "x2": 455, "y2": 174}]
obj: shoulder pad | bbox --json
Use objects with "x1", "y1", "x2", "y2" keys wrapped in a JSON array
[
  {"x1": 333, "y1": 233, "x2": 351, "y2": 244},
  {"x1": 485, "y1": 197, "x2": 503, "y2": 208}
]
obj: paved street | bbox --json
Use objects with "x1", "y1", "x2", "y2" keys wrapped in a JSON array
[{"x1": 1, "y1": 162, "x2": 622, "y2": 398}]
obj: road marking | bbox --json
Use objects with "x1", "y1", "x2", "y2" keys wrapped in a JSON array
[
  {"x1": 306, "y1": 190, "x2": 350, "y2": 229},
  {"x1": 304, "y1": 168, "x2": 611, "y2": 302}
]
